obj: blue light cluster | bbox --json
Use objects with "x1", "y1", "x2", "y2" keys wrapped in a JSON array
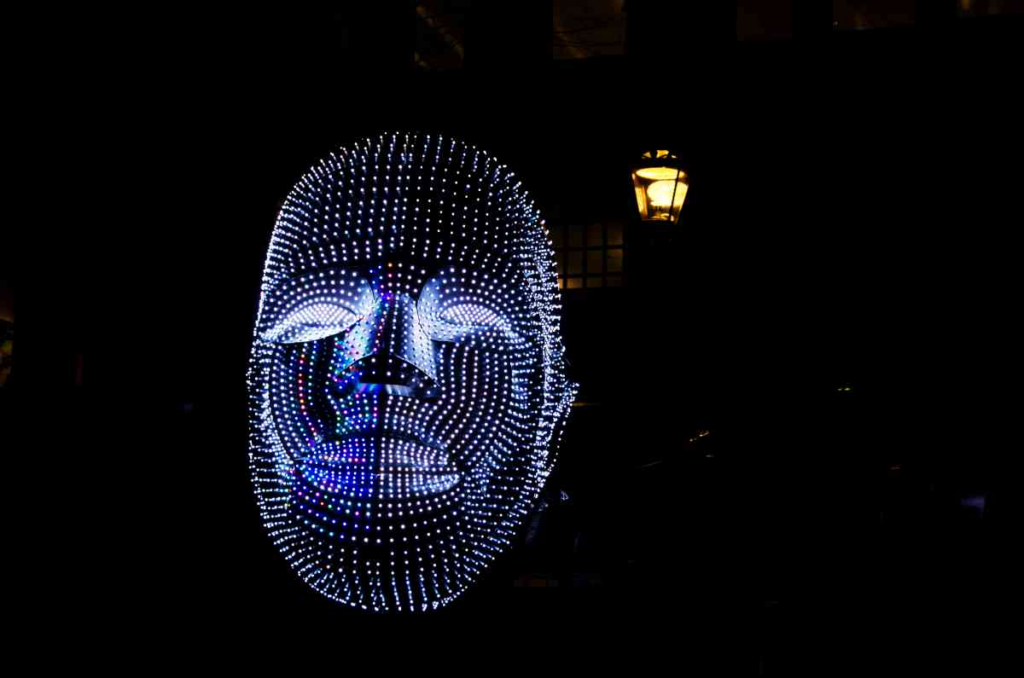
[{"x1": 247, "y1": 132, "x2": 575, "y2": 612}]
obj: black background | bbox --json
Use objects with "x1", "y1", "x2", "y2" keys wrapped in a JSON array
[{"x1": 21, "y1": 7, "x2": 1020, "y2": 672}]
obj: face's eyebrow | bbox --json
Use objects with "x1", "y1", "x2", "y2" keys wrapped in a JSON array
[{"x1": 267, "y1": 268, "x2": 373, "y2": 295}]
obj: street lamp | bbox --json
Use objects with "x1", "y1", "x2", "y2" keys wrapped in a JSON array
[{"x1": 631, "y1": 150, "x2": 689, "y2": 225}]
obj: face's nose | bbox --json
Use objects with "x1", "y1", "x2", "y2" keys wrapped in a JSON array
[{"x1": 335, "y1": 291, "x2": 438, "y2": 398}]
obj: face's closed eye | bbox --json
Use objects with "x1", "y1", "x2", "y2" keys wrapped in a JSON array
[
  {"x1": 437, "y1": 302, "x2": 502, "y2": 328},
  {"x1": 260, "y1": 301, "x2": 361, "y2": 344},
  {"x1": 258, "y1": 269, "x2": 374, "y2": 345},
  {"x1": 418, "y1": 271, "x2": 520, "y2": 344}
]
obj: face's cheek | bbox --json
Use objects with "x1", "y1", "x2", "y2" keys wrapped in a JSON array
[
  {"x1": 268, "y1": 340, "x2": 335, "y2": 460},
  {"x1": 429, "y1": 336, "x2": 519, "y2": 475}
]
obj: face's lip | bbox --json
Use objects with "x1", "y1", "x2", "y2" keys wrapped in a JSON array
[
  {"x1": 298, "y1": 433, "x2": 461, "y2": 499},
  {"x1": 301, "y1": 432, "x2": 456, "y2": 475}
]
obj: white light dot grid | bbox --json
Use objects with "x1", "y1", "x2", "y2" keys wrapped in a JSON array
[{"x1": 247, "y1": 132, "x2": 576, "y2": 612}]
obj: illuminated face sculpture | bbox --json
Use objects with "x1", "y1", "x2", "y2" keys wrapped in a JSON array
[{"x1": 247, "y1": 133, "x2": 575, "y2": 612}]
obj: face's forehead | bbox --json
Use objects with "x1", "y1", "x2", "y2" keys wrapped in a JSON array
[{"x1": 262, "y1": 133, "x2": 545, "y2": 288}]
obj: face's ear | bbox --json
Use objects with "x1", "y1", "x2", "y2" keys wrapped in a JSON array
[{"x1": 542, "y1": 369, "x2": 577, "y2": 475}]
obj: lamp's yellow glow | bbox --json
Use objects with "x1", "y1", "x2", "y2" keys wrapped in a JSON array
[
  {"x1": 647, "y1": 179, "x2": 688, "y2": 207},
  {"x1": 636, "y1": 167, "x2": 683, "y2": 181},
  {"x1": 633, "y1": 154, "x2": 688, "y2": 223}
]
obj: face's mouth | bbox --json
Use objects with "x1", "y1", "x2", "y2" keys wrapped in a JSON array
[{"x1": 297, "y1": 432, "x2": 460, "y2": 499}]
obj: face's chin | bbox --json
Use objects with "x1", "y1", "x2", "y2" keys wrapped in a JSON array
[{"x1": 296, "y1": 433, "x2": 461, "y2": 499}]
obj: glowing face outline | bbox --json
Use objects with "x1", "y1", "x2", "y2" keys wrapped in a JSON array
[{"x1": 247, "y1": 133, "x2": 574, "y2": 612}]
